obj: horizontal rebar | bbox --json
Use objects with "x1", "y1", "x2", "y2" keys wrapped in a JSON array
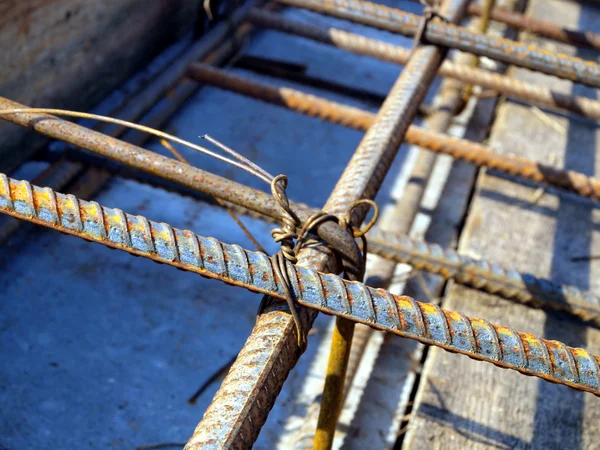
[
  {"x1": 248, "y1": 9, "x2": 600, "y2": 122},
  {"x1": 187, "y1": 64, "x2": 600, "y2": 201},
  {"x1": 2, "y1": 174, "x2": 599, "y2": 396},
  {"x1": 466, "y1": 2, "x2": 600, "y2": 51},
  {"x1": 275, "y1": 0, "x2": 600, "y2": 88},
  {"x1": 181, "y1": 183, "x2": 600, "y2": 329}
]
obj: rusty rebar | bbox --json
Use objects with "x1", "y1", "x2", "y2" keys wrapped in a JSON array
[
  {"x1": 467, "y1": 2, "x2": 600, "y2": 51},
  {"x1": 0, "y1": 97, "x2": 361, "y2": 271},
  {"x1": 248, "y1": 9, "x2": 600, "y2": 122},
  {"x1": 275, "y1": 0, "x2": 600, "y2": 88},
  {"x1": 180, "y1": 189, "x2": 600, "y2": 328},
  {"x1": 1, "y1": 174, "x2": 599, "y2": 397},
  {"x1": 187, "y1": 64, "x2": 600, "y2": 201},
  {"x1": 367, "y1": 229, "x2": 600, "y2": 326},
  {"x1": 0, "y1": 159, "x2": 83, "y2": 246},
  {"x1": 295, "y1": 46, "x2": 474, "y2": 447},
  {"x1": 186, "y1": 1, "x2": 470, "y2": 447}
]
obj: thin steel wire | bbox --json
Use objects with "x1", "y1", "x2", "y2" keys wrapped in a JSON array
[{"x1": 0, "y1": 109, "x2": 274, "y2": 185}]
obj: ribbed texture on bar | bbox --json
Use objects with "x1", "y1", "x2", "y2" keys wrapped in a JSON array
[
  {"x1": 1, "y1": 174, "x2": 599, "y2": 398},
  {"x1": 368, "y1": 229, "x2": 600, "y2": 326},
  {"x1": 189, "y1": 64, "x2": 600, "y2": 200},
  {"x1": 0, "y1": 174, "x2": 600, "y2": 398},
  {"x1": 248, "y1": 9, "x2": 600, "y2": 121},
  {"x1": 276, "y1": 0, "x2": 600, "y2": 88}
]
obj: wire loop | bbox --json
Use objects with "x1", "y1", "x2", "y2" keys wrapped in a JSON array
[{"x1": 409, "y1": 0, "x2": 448, "y2": 60}]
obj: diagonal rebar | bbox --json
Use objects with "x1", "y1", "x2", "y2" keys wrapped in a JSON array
[
  {"x1": 1, "y1": 174, "x2": 599, "y2": 397},
  {"x1": 185, "y1": 0, "x2": 471, "y2": 446}
]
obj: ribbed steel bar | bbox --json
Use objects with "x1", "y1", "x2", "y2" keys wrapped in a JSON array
[
  {"x1": 187, "y1": 0, "x2": 469, "y2": 447},
  {"x1": 248, "y1": 9, "x2": 600, "y2": 122},
  {"x1": 275, "y1": 0, "x2": 600, "y2": 88},
  {"x1": 187, "y1": 64, "x2": 600, "y2": 200},
  {"x1": 467, "y1": 2, "x2": 600, "y2": 51},
  {"x1": 368, "y1": 228, "x2": 600, "y2": 326},
  {"x1": 0, "y1": 98, "x2": 360, "y2": 269},
  {"x1": 0, "y1": 159, "x2": 83, "y2": 246},
  {"x1": 178, "y1": 187, "x2": 600, "y2": 328},
  {"x1": 1, "y1": 174, "x2": 599, "y2": 397},
  {"x1": 295, "y1": 54, "x2": 472, "y2": 446}
]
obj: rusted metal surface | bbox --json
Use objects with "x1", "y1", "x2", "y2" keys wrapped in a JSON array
[
  {"x1": 248, "y1": 9, "x2": 600, "y2": 121},
  {"x1": 467, "y1": 2, "x2": 600, "y2": 50},
  {"x1": 0, "y1": 98, "x2": 362, "y2": 269},
  {"x1": 295, "y1": 43, "x2": 473, "y2": 445},
  {"x1": 184, "y1": 0, "x2": 470, "y2": 447},
  {"x1": 0, "y1": 159, "x2": 83, "y2": 246},
  {"x1": 2, "y1": 174, "x2": 600, "y2": 397},
  {"x1": 188, "y1": 64, "x2": 600, "y2": 200},
  {"x1": 368, "y1": 229, "x2": 600, "y2": 326},
  {"x1": 275, "y1": 0, "x2": 600, "y2": 88}
]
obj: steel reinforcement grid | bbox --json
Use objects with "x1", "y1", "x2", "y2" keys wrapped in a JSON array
[{"x1": 1, "y1": 0, "x2": 600, "y2": 448}]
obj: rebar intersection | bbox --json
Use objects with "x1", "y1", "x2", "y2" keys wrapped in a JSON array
[
  {"x1": 2, "y1": 0, "x2": 600, "y2": 448},
  {"x1": 1, "y1": 174, "x2": 599, "y2": 397}
]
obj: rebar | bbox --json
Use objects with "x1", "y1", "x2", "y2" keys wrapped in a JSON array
[
  {"x1": 248, "y1": 9, "x2": 600, "y2": 122},
  {"x1": 187, "y1": 64, "x2": 600, "y2": 200},
  {"x1": 295, "y1": 43, "x2": 474, "y2": 446},
  {"x1": 368, "y1": 228, "x2": 600, "y2": 326},
  {"x1": 275, "y1": 0, "x2": 600, "y2": 88},
  {"x1": 1, "y1": 174, "x2": 599, "y2": 397},
  {"x1": 166, "y1": 182, "x2": 600, "y2": 329},
  {"x1": 186, "y1": 0, "x2": 470, "y2": 447},
  {"x1": 0, "y1": 98, "x2": 360, "y2": 271},
  {"x1": 467, "y1": 2, "x2": 600, "y2": 51},
  {"x1": 0, "y1": 159, "x2": 83, "y2": 246}
]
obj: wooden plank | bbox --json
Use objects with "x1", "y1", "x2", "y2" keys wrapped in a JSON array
[
  {"x1": 0, "y1": 0, "x2": 198, "y2": 173},
  {"x1": 403, "y1": 0, "x2": 600, "y2": 448}
]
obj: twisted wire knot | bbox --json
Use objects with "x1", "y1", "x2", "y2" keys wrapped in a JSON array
[{"x1": 270, "y1": 174, "x2": 301, "y2": 264}]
